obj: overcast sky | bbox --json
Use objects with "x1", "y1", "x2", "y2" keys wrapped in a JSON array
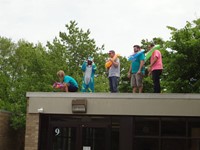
[{"x1": 0, "y1": 0, "x2": 199, "y2": 57}]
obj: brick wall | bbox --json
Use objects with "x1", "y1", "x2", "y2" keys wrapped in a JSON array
[
  {"x1": 0, "y1": 111, "x2": 11, "y2": 150},
  {"x1": 0, "y1": 110, "x2": 24, "y2": 150},
  {"x1": 24, "y1": 113, "x2": 39, "y2": 150}
]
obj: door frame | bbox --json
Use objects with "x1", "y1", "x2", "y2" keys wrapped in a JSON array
[{"x1": 48, "y1": 116, "x2": 111, "y2": 150}]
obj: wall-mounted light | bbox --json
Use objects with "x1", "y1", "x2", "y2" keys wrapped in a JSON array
[
  {"x1": 37, "y1": 107, "x2": 44, "y2": 113},
  {"x1": 72, "y1": 99, "x2": 87, "y2": 113}
]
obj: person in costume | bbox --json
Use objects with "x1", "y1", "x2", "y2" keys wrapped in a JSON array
[
  {"x1": 81, "y1": 57, "x2": 96, "y2": 92},
  {"x1": 106, "y1": 50, "x2": 120, "y2": 93},
  {"x1": 148, "y1": 44, "x2": 163, "y2": 93},
  {"x1": 56, "y1": 70, "x2": 78, "y2": 92},
  {"x1": 128, "y1": 45, "x2": 145, "y2": 93}
]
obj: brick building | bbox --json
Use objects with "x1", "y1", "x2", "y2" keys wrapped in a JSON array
[
  {"x1": 0, "y1": 110, "x2": 24, "y2": 150},
  {"x1": 25, "y1": 92, "x2": 200, "y2": 150}
]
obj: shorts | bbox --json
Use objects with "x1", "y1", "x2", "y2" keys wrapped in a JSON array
[
  {"x1": 68, "y1": 84, "x2": 78, "y2": 92},
  {"x1": 131, "y1": 73, "x2": 143, "y2": 87}
]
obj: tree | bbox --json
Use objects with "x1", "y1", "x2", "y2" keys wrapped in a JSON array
[
  {"x1": 0, "y1": 38, "x2": 52, "y2": 129},
  {"x1": 118, "y1": 56, "x2": 132, "y2": 92},
  {"x1": 165, "y1": 18, "x2": 200, "y2": 93},
  {"x1": 140, "y1": 37, "x2": 169, "y2": 93},
  {"x1": 46, "y1": 21, "x2": 109, "y2": 91},
  {"x1": 0, "y1": 37, "x2": 16, "y2": 111}
]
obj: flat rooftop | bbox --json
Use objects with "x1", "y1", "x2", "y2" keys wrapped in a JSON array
[{"x1": 26, "y1": 92, "x2": 200, "y2": 117}]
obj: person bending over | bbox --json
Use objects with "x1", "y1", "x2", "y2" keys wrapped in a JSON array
[{"x1": 57, "y1": 70, "x2": 78, "y2": 92}]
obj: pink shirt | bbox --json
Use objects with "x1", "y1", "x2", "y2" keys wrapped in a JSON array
[{"x1": 150, "y1": 50, "x2": 163, "y2": 71}]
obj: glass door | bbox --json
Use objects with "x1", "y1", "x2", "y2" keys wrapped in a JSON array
[
  {"x1": 81, "y1": 124, "x2": 111, "y2": 150},
  {"x1": 49, "y1": 120, "x2": 111, "y2": 150},
  {"x1": 52, "y1": 126, "x2": 77, "y2": 150}
]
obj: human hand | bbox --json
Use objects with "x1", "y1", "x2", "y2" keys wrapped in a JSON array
[
  {"x1": 137, "y1": 70, "x2": 141, "y2": 74},
  {"x1": 127, "y1": 72, "x2": 131, "y2": 78},
  {"x1": 148, "y1": 71, "x2": 152, "y2": 76},
  {"x1": 109, "y1": 58, "x2": 113, "y2": 62},
  {"x1": 148, "y1": 66, "x2": 152, "y2": 72},
  {"x1": 106, "y1": 59, "x2": 110, "y2": 62}
]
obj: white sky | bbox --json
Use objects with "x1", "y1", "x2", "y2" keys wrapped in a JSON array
[{"x1": 0, "y1": 0, "x2": 199, "y2": 57}]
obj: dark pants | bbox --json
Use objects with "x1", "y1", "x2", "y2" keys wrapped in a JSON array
[
  {"x1": 109, "y1": 76, "x2": 119, "y2": 93},
  {"x1": 152, "y1": 70, "x2": 162, "y2": 93},
  {"x1": 68, "y1": 84, "x2": 78, "y2": 92}
]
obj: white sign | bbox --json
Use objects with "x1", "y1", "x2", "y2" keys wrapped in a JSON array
[{"x1": 83, "y1": 146, "x2": 91, "y2": 150}]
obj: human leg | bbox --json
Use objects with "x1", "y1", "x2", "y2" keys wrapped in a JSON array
[
  {"x1": 88, "y1": 78, "x2": 94, "y2": 92},
  {"x1": 68, "y1": 84, "x2": 78, "y2": 92},
  {"x1": 131, "y1": 74, "x2": 137, "y2": 93},
  {"x1": 109, "y1": 76, "x2": 119, "y2": 93},
  {"x1": 152, "y1": 70, "x2": 162, "y2": 93},
  {"x1": 81, "y1": 83, "x2": 88, "y2": 92},
  {"x1": 136, "y1": 74, "x2": 144, "y2": 93},
  {"x1": 109, "y1": 77, "x2": 113, "y2": 92}
]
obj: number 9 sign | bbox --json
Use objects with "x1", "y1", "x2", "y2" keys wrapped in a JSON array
[{"x1": 55, "y1": 128, "x2": 60, "y2": 136}]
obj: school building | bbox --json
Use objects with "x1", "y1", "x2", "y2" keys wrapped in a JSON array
[{"x1": 25, "y1": 92, "x2": 200, "y2": 150}]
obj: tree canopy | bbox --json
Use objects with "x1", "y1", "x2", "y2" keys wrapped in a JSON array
[
  {"x1": 165, "y1": 19, "x2": 200, "y2": 92},
  {"x1": 0, "y1": 18, "x2": 200, "y2": 129}
]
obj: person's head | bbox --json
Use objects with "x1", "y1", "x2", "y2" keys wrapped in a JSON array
[
  {"x1": 87, "y1": 60, "x2": 92, "y2": 65},
  {"x1": 148, "y1": 43, "x2": 154, "y2": 51},
  {"x1": 108, "y1": 50, "x2": 115, "y2": 58},
  {"x1": 133, "y1": 45, "x2": 141, "y2": 53},
  {"x1": 87, "y1": 57, "x2": 93, "y2": 65},
  {"x1": 57, "y1": 70, "x2": 65, "y2": 81}
]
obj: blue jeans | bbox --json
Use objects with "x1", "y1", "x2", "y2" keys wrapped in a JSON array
[{"x1": 109, "y1": 76, "x2": 119, "y2": 93}]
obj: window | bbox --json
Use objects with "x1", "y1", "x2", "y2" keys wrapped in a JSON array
[
  {"x1": 135, "y1": 117, "x2": 159, "y2": 136},
  {"x1": 188, "y1": 118, "x2": 200, "y2": 138},
  {"x1": 161, "y1": 118, "x2": 186, "y2": 137},
  {"x1": 188, "y1": 139, "x2": 200, "y2": 150},
  {"x1": 53, "y1": 127, "x2": 76, "y2": 150},
  {"x1": 161, "y1": 139, "x2": 187, "y2": 150},
  {"x1": 134, "y1": 138, "x2": 159, "y2": 150}
]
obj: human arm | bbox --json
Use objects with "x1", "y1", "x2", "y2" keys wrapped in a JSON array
[
  {"x1": 92, "y1": 63, "x2": 97, "y2": 73},
  {"x1": 63, "y1": 83, "x2": 69, "y2": 92},
  {"x1": 127, "y1": 63, "x2": 132, "y2": 78},
  {"x1": 63, "y1": 76, "x2": 71, "y2": 92},
  {"x1": 109, "y1": 58, "x2": 119, "y2": 67},
  {"x1": 81, "y1": 61, "x2": 87, "y2": 72},
  {"x1": 58, "y1": 82, "x2": 69, "y2": 92},
  {"x1": 137, "y1": 60, "x2": 145, "y2": 74},
  {"x1": 148, "y1": 50, "x2": 160, "y2": 73},
  {"x1": 148, "y1": 56, "x2": 158, "y2": 72}
]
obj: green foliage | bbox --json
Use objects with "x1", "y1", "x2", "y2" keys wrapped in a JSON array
[
  {"x1": 119, "y1": 56, "x2": 132, "y2": 92},
  {"x1": 0, "y1": 38, "x2": 53, "y2": 129},
  {"x1": 1, "y1": 18, "x2": 200, "y2": 130},
  {"x1": 140, "y1": 37, "x2": 169, "y2": 93},
  {"x1": 0, "y1": 21, "x2": 107, "y2": 129},
  {"x1": 47, "y1": 21, "x2": 105, "y2": 90},
  {"x1": 93, "y1": 52, "x2": 109, "y2": 92},
  {"x1": 165, "y1": 18, "x2": 200, "y2": 92}
]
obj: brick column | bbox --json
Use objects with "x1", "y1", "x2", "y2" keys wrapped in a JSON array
[
  {"x1": 0, "y1": 111, "x2": 11, "y2": 150},
  {"x1": 24, "y1": 113, "x2": 39, "y2": 150}
]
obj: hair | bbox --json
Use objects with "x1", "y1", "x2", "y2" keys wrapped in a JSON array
[
  {"x1": 133, "y1": 45, "x2": 141, "y2": 49},
  {"x1": 57, "y1": 70, "x2": 65, "y2": 77},
  {"x1": 109, "y1": 50, "x2": 115, "y2": 54},
  {"x1": 149, "y1": 43, "x2": 155, "y2": 48}
]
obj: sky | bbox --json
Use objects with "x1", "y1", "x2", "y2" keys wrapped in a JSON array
[{"x1": 0, "y1": 0, "x2": 199, "y2": 57}]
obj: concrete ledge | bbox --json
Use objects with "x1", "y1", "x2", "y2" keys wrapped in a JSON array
[
  {"x1": 26, "y1": 92, "x2": 200, "y2": 117},
  {"x1": 26, "y1": 92, "x2": 200, "y2": 100}
]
